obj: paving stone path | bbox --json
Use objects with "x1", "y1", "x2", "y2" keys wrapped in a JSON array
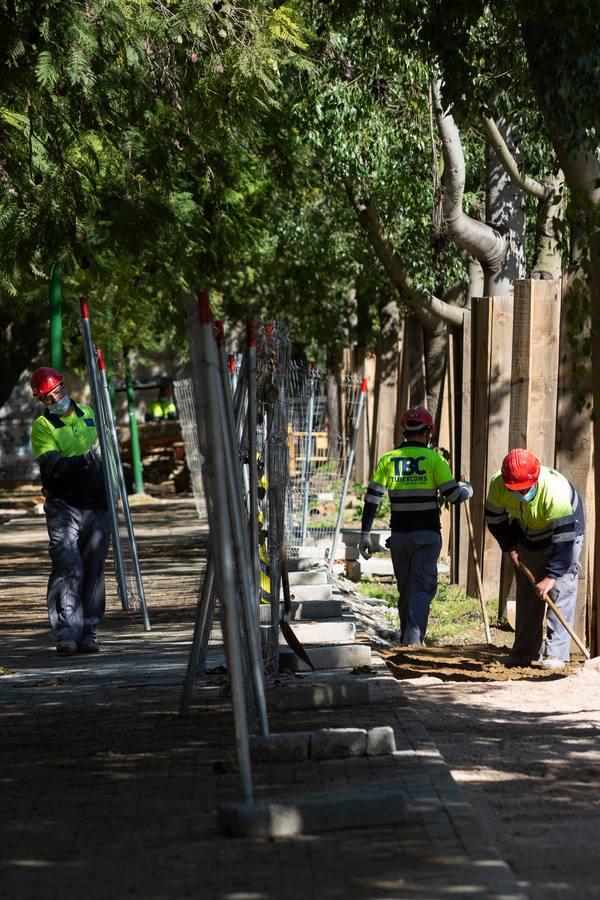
[{"x1": 1, "y1": 495, "x2": 526, "y2": 899}]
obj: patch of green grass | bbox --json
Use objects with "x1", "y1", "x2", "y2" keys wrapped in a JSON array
[
  {"x1": 359, "y1": 577, "x2": 398, "y2": 607},
  {"x1": 427, "y1": 581, "x2": 497, "y2": 644},
  {"x1": 359, "y1": 574, "x2": 498, "y2": 645}
]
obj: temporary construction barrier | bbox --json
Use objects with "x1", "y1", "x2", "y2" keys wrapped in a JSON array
[
  {"x1": 285, "y1": 365, "x2": 367, "y2": 561},
  {"x1": 79, "y1": 298, "x2": 150, "y2": 631}
]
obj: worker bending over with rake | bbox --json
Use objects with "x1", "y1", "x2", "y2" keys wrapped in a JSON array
[
  {"x1": 359, "y1": 407, "x2": 472, "y2": 645},
  {"x1": 30, "y1": 367, "x2": 110, "y2": 656},
  {"x1": 485, "y1": 449, "x2": 585, "y2": 670}
]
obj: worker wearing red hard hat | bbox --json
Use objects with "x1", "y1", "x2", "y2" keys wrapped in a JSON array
[
  {"x1": 359, "y1": 406, "x2": 473, "y2": 645},
  {"x1": 30, "y1": 367, "x2": 110, "y2": 656},
  {"x1": 485, "y1": 449, "x2": 585, "y2": 669}
]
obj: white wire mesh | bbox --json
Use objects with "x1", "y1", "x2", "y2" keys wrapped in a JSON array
[
  {"x1": 173, "y1": 378, "x2": 205, "y2": 517},
  {"x1": 0, "y1": 418, "x2": 37, "y2": 481},
  {"x1": 255, "y1": 323, "x2": 291, "y2": 675},
  {"x1": 285, "y1": 369, "x2": 364, "y2": 558}
]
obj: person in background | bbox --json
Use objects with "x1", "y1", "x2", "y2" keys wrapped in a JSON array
[
  {"x1": 30, "y1": 367, "x2": 110, "y2": 655},
  {"x1": 485, "y1": 449, "x2": 585, "y2": 670},
  {"x1": 145, "y1": 383, "x2": 177, "y2": 422},
  {"x1": 359, "y1": 406, "x2": 473, "y2": 645}
]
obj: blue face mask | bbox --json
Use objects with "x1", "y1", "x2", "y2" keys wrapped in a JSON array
[
  {"x1": 47, "y1": 395, "x2": 71, "y2": 415},
  {"x1": 513, "y1": 485, "x2": 538, "y2": 503}
]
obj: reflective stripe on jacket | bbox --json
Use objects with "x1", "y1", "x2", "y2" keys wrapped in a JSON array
[
  {"x1": 485, "y1": 466, "x2": 585, "y2": 578},
  {"x1": 362, "y1": 442, "x2": 465, "y2": 534}
]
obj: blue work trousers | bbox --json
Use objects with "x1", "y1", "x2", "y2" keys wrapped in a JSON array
[
  {"x1": 44, "y1": 497, "x2": 111, "y2": 643},
  {"x1": 389, "y1": 531, "x2": 442, "y2": 645},
  {"x1": 512, "y1": 535, "x2": 583, "y2": 662}
]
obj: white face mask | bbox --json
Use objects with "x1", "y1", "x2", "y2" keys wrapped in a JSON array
[{"x1": 47, "y1": 395, "x2": 71, "y2": 415}]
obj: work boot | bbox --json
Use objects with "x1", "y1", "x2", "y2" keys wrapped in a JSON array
[
  {"x1": 78, "y1": 638, "x2": 100, "y2": 654},
  {"x1": 56, "y1": 639, "x2": 78, "y2": 656},
  {"x1": 502, "y1": 653, "x2": 538, "y2": 668},
  {"x1": 541, "y1": 656, "x2": 565, "y2": 671}
]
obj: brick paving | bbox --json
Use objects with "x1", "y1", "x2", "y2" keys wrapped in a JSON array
[{"x1": 0, "y1": 495, "x2": 527, "y2": 899}]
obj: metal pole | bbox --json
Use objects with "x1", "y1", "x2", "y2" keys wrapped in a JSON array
[
  {"x1": 180, "y1": 556, "x2": 217, "y2": 716},
  {"x1": 79, "y1": 298, "x2": 129, "y2": 611},
  {"x1": 215, "y1": 321, "x2": 269, "y2": 738},
  {"x1": 97, "y1": 348, "x2": 151, "y2": 632},
  {"x1": 329, "y1": 376, "x2": 367, "y2": 565},
  {"x1": 125, "y1": 351, "x2": 144, "y2": 494},
  {"x1": 246, "y1": 322, "x2": 260, "y2": 606},
  {"x1": 179, "y1": 354, "x2": 249, "y2": 713},
  {"x1": 197, "y1": 291, "x2": 253, "y2": 803},
  {"x1": 49, "y1": 262, "x2": 63, "y2": 371},
  {"x1": 300, "y1": 363, "x2": 316, "y2": 545}
]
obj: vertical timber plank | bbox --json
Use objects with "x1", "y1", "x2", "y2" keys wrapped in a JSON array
[
  {"x1": 468, "y1": 298, "x2": 492, "y2": 597},
  {"x1": 457, "y1": 309, "x2": 472, "y2": 586},
  {"x1": 555, "y1": 274, "x2": 594, "y2": 649},
  {"x1": 481, "y1": 296, "x2": 513, "y2": 600}
]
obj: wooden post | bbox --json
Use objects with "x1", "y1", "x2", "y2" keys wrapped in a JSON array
[
  {"x1": 468, "y1": 296, "x2": 513, "y2": 601},
  {"x1": 454, "y1": 310, "x2": 473, "y2": 587},
  {"x1": 437, "y1": 332, "x2": 452, "y2": 556},
  {"x1": 556, "y1": 273, "x2": 594, "y2": 650},
  {"x1": 499, "y1": 279, "x2": 562, "y2": 619}
]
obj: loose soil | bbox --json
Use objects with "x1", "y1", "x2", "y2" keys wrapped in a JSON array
[{"x1": 381, "y1": 642, "x2": 600, "y2": 898}]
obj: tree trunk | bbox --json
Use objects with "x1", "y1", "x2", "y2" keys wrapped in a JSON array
[
  {"x1": 424, "y1": 323, "x2": 447, "y2": 434},
  {"x1": 370, "y1": 290, "x2": 400, "y2": 469},
  {"x1": 326, "y1": 352, "x2": 340, "y2": 460},
  {"x1": 433, "y1": 81, "x2": 509, "y2": 285},
  {"x1": 532, "y1": 172, "x2": 565, "y2": 279},
  {"x1": 484, "y1": 118, "x2": 526, "y2": 294}
]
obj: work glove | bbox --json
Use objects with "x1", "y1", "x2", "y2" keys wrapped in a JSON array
[
  {"x1": 359, "y1": 532, "x2": 372, "y2": 560},
  {"x1": 459, "y1": 480, "x2": 474, "y2": 499}
]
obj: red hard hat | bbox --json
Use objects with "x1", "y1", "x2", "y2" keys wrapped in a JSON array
[
  {"x1": 501, "y1": 449, "x2": 540, "y2": 490},
  {"x1": 31, "y1": 367, "x2": 64, "y2": 398},
  {"x1": 400, "y1": 406, "x2": 434, "y2": 431}
]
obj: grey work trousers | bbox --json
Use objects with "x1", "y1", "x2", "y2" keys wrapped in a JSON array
[
  {"x1": 389, "y1": 531, "x2": 442, "y2": 645},
  {"x1": 44, "y1": 497, "x2": 111, "y2": 643},
  {"x1": 512, "y1": 535, "x2": 583, "y2": 662}
]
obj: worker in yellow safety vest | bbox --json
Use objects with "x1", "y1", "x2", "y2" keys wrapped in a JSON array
[
  {"x1": 359, "y1": 406, "x2": 473, "y2": 645},
  {"x1": 30, "y1": 367, "x2": 110, "y2": 656},
  {"x1": 485, "y1": 449, "x2": 585, "y2": 670},
  {"x1": 145, "y1": 383, "x2": 177, "y2": 422}
]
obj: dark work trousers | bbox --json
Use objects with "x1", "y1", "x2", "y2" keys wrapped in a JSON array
[
  {"x1": 512, "y1": 534, "x2": 583, "y2": 662},
  {"x1": 389, "y1": 531, "x2": 442, "y2": 645},
  {"x1": 44, "y1": 497, "x2": 111, "y2": 643}
]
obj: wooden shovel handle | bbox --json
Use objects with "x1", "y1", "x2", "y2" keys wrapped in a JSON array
[{"x1": 517, "y1": 560, "x2": 590, "y2": 660}]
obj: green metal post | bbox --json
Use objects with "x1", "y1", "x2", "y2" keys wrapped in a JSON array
[
  {"x1": 49, "y1": 262, "x2": 63, "y2": 370},
  {"x1": 125, "y1": 352, "x2": 144, "y2": 494}
]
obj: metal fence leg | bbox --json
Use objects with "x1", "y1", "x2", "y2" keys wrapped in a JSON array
[
  {"x1": 79, "y1": 298, "x2": 129, "y2": 611},
  {"x1": 97, "y1": 352, "x2": 151, "y2": 631}
]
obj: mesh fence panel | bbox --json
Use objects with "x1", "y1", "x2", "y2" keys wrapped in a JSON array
[
  {"x1": 285, "y1": 369, "x2": 364, "y2": 558},
  {"x1": 173, "y1": 378, "x2": 205, "y2": 517},
  {"x1": 0, "y1": 418, "x2": 37, "y2": 481}
]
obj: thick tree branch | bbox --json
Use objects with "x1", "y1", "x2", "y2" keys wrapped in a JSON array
[
  {"x1": 432, "y1": 82, "x2": 508, "y2": 277},
  {"x1": 481, "y1": 114, "x2": 551, "y2": 200},
  {"x1": 342, "y1": 178, "x2": 464, "y2": 330}
]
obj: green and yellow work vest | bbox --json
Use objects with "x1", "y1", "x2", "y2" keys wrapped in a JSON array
[
  {"x1": 363, "y1": 442, "x2": 460, "y2": 533},
  {"x1": 31, "y1": 402, "x2": 98, "y2": 460}
]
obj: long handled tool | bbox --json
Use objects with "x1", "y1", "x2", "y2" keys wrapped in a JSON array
[
  {"x1": 517, "y1": 560, "x2": 590, "y2": 660},
  {"x1": 464, "y1": 501, "x2": 493, "y2": 645}
]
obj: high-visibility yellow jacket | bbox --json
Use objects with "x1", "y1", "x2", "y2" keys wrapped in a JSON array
[
  {"x1": 361, "y1": 442, "x2": 469, "y2": 534},
  {"x1": 31, "y1": 402, "x2": 105, "y2": 509},
  {"x1": 485, "y1": 465, "x2": 584, "y2": 577}
]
